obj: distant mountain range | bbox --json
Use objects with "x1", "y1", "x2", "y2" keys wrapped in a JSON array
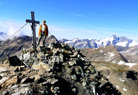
[
  {"x1": 1, "y1": 34, "x2": 138, "y2": 62},
  {"x1": 1, "y1": 33, "x2": 138, "y2": 48},
  {"x1": 59, "y1": 35, "x2": 138, "y2": 63},
  {"x1": 60, "y1": 35, "x2": 138, "y2": 49}
]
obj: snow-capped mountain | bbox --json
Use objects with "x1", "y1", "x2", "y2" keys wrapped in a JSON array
[{"x1": 60, "y1": 35, "x2": 138, "y2": 49}]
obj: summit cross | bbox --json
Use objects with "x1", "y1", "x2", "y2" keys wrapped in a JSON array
[{"x1": 26, "y1": 11, "x2": 40, "y2": 48}]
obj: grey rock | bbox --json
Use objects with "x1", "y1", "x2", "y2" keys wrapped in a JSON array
[
  {"x1": 0, "y1": 77, "x2": 9, "y2": 85},
  {"x1": 11, "y1": 85, "x2": 19, "y2": 89},
  {"x1": 17, "y1": 87, "x2": 32, "y2": 94},
  {"x1": 20, "y1": 84, "x2": 31, "y2": 87},
  {"x1": 70, "y1": 52, "x2": 78, "y2": 58},
  {"x1": 23, "y1": 52, "x2": 30, "y2": 62},
  {"x1": 21, "y1": 77, "x2": 34, "y2": 84},
  {"x1": 68, "y1": 60, "x2": 77, "y2": 66},
  {"x1": 71, "y1": 74, "x2": 77, "y2": 80},
  {"x1": 1, "y1": 90, "x2": 8, "y2": 95}
]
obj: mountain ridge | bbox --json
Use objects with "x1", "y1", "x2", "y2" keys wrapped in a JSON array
[
  {"x1": 80, "y1": 44, "x2": 128, "y2": 64},
  {"x1": 1, "y1": 34, "x2": 138, "y2": 62},
  {"x1": 60, "y1": 35, "x2": 138, "y2": 49},
  {"x1": 0, "y1": 35, "x2": 58, "y2": 59}
]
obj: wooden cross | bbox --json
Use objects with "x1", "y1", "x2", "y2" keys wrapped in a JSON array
[{"x1": 26, "y1": 11, "x2": 40, "y2": 48}]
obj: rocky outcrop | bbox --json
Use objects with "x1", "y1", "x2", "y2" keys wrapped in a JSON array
[
  {"x1": 120, "y1": 45, "x2": 138, "y2": 63},
  {"x1": 0, "y1": 42, "x2": 121, "y2": 95},
  {"x1": 80, "y1": 45, "x2": 128, "y2": 64},
  {"x1": 92, "y1": 60, "x2": 138, "y2": 95}
]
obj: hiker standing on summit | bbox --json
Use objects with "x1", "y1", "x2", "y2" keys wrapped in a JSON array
[{"x1": 37, "y1": 20, "x2": 49, "y2": 46}]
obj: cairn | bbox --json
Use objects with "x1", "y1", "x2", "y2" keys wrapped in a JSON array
[{"x1": 0, "y1": 42, "x2": 121, "y2": 95}]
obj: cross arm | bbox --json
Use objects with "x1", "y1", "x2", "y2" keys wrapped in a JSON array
[{"x1": 26, "y1": 19, "x2": 40, "y2": 24}]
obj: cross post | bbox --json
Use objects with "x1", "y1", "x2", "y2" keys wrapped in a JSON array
[{"x1": 26, "y1": 11, "x2": 40, "y2": 49}]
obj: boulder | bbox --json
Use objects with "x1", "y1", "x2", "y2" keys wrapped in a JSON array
[
  {"x1": 32, "y1": 62, "x2": 51, "y2": 72},
  {"x1": 23, "y1": 52, "x2": 31, "y2": 62},
  {"x1": 3, "y1": 76, "x2": 17, "y2": 86},
  {"x1": 0, "y1": 77, "x2": 9, "y2": 85},
  {"x1": 8, "y1": 56, "x2": 24, "y2": 66}
]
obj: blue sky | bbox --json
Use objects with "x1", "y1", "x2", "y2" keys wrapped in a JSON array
[{"x1": 0, "y1": 0, "x2": 138, "y2": 41}]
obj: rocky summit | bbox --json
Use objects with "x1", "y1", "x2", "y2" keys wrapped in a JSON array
[{"x1": 0, "y1": 42, "x2": 121, "y2": 95}]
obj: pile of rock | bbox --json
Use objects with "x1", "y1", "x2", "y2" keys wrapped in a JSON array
[{"x1": 0, "y1": 42, "x2": 121, "y2": 95}]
